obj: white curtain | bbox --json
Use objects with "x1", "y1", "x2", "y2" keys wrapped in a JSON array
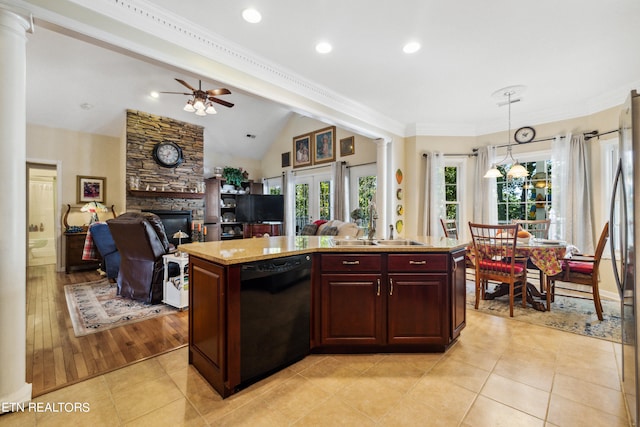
[
  {"x1": 551, "y1": 133, "x2": 594, "y2": 253},
  {"x1": 283, "y1": 171, "x2": 295, "y2": 236},
  {"x1": 331, "y1": 161, "x2": 348, "y2": 221},
  {"x1": 422, "y1": 152, "x2": 446, "y2": 236},
  {"x1": 473, "y1": 146, "x2": 498, "y2": 225}
]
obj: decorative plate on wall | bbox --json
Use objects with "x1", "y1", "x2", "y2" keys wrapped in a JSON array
[
  {"x1": 395, "y1": 169, "x2": 403, "y2": 184},
  {"x1": 396, "y1": 189, "x2": 403, "y2": 200}
]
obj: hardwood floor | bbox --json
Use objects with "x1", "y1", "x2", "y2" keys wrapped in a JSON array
[{"x1": 25, "y1": 264, "x2": 188, "y2": 397}]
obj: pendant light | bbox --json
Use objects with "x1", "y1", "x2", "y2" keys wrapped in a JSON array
[{"x1": 484, "y1": 86, "x2": 529, "y2": 179}]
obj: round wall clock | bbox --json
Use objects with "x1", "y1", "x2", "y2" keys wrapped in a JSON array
[
  {"x1": 514, "y1": 126, "x2": 536, "y2": 144},
  {"x1": 152, "y1": 141, "x2": 183, "y2": 168}
]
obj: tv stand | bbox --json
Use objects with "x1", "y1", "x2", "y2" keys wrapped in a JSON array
[{"x1": 244, "y1": 223, "x2": 282, "y2": 238}]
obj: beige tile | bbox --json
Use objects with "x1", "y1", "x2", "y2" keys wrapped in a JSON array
[
  {"x1": 463, "y1": 395, "x2": 544, "y2": 427},
  {"x1": 381, "y1": 353, "x2": 444, "y2": 372},
  {"x1": 428, "y1": 357, "x2": 490, "y2": 393},
  {"x1": 0, "y1": 409, "x2": 36, "y2": 426},
  {"x1": 124, "y1": 397, "x2": 207, "y2": 427},
  {"x1": 556, "y1": 347, "x2": 619, "y2": 376},
  {"x1": 259, "y1": 374, "x2": 330, "y2": 422},
  {"x1": 359, "y1": 358, "x2": 425, "y2": 394},
  {"x1": 547, "y1": 394, "x2": 630, "y2": 427},
  {"x1": 155, "y1": 346, "x2": 189, "y2": 375},
  {"x1": 104, "y1": 358, "x2": 166, "y2": 395},
  {"x1": 492, "y1": 357, "x2": 555, "y2": 392},
  {"x1": 112, "y1": 375, "x2": 183, "y2": 422},
  {"x1": 326, "y1": 353, "x2": 386, "y2": 373},
  {"x1": 292, "y1": 396, "x2": 376, "y2": 426},
  {"x1": 406, "y1": 375, "x2": 477, "y2": 422},
  {"x1": 556, "y1": 362, "x2": 621, "y2": 391},
  {"x1": 210, "y1": 397, "x2": 292, "y2": 427},
  {"x1": 379, "y1": 396, "x2": 463, "y2": 427},
  {"x1": 481, "y1": 373, "x2": 549, "y2": 419},
  {"x1": 552, "y1": 373, "x2": 627, "y2": 419},
  {"x1": 298, "y1": 356, "x2": 362, "y2": 394},
  {"x1": 287, "y1": 354, "x2": 328, "y2": 373},
  {"x1": 334, "y1": 376, "x2": 405, "y2": 422},
  {"x1": 33, "y1": 397, "x2": 120, "y2": 427},
  {"x1": 444, "y1": 341, "x2": 502, "y2": 372},
  {"x1": 34, "y1": 376, "x2": 111, "y2": 407}
]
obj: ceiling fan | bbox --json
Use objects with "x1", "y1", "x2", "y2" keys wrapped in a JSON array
[{"x1": 161, "y1": 78, "x2": 234, "y2": 115}]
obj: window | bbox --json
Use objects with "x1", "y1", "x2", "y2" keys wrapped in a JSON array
[
  {"x1": 349, "y1": 164, "x2": 377, "y2": 234},
  {"x1": 496, "y1": 159, "x2": 552, "y2": 224},
  {"x1": 263, "y1": 176, "x2": 282, "y2": 195},
  {"x1": 293, "y1": 172, "x2": 332, "y2": 234},
  {"x1": 444, "y1": 166, "x2": 459, "y2": 224}
]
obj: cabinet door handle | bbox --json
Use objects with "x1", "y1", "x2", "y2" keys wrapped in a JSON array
[
  {"x1": 409, "y1": 260, "x2": 426, "y2": 265},
  {"x1": 342, "y1": 260, "x2": 360, "y2": 265},
  {"x1": 389, "y1": 278, "x2": 394, "y2": 296},
  {"x1": 376, "y1": 278, "x2": 381, "y2": 296}
]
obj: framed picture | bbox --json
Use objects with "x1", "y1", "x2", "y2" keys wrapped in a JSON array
[
  {"x1": 77, "y1": 175, "x2": 106, "y2": 203},
  {"x1": 281, "y1": 152, "x2": 291, "y2": 168},
  {"x1": 313, "y1": 126, "x2": 336, "y2": 164},
  {"x1": 340, "y1": 136, "x2": 355, "y2": 156},
  {"x1": 293, "y1": 133, "x2": 312, "y2": 168}
]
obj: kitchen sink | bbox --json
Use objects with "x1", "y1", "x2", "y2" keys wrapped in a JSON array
[
  {"x1": 332, "y1": 239, "x2": 377, "y2": 246},
  {"x1": 374, "y1": 239, "x2": 425, "y2": 246}
]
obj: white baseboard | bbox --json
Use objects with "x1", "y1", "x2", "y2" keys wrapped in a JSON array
[{"x1": 1, "y1": 382, "x2": 32, "y2": 413}]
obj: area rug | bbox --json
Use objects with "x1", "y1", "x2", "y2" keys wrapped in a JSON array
[
  {"x1": 466, "y1": 281, "x2": 621, "y2": 342},
  {"x1": 64, "y1": 278, "x2": 179, "y2": 337}
]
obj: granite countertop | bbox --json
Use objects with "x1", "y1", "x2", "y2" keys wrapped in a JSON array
[{"x1": 179, "y1": 236, "x2": 467, "y2": 265}]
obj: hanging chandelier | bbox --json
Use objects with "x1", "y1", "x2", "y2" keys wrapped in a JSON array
[
  {"x1": 184, "y1": 96, "x2": 217, "y2": 116},
  {"x1": 484, "y1": 86, "x2": 529, "y2": 179}
]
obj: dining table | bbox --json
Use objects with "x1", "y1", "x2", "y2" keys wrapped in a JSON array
[{"x1": 469, "y1": 238, "x2": 573, "y2": 311}]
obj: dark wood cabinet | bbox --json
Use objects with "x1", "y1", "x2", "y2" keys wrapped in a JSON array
[
  {"x1": 204, "y1": 178, "x2": 220, "y2": 224},
  {"x1": 243, "y1": 223, "x2": 282, "y2": 238},
  {"x1": 64, "y1": 232, "x2": 100, "y2": 273},
  {"x1": 450, "y1": 249, "x2": 467, "y2": 341},
  {"x1": 204, "y1": 178, "x2": 264, "y2": 240},
  {"x1": 316, "y1": 252, "x2": 462, "y2": 350}
]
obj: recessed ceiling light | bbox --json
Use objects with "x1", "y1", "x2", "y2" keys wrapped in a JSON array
[
  {"x1": 315, "y1": 42, "x2": 332, "y2": 54},
  {"x1": 150, "y1": 91, "x2": 159, "y2": 98},
  {"x1": 242, "y1": 8, "x2": 262, "y2": 23},
  {"x1": 402, "y1": 42, "x2": 421, "y2": 54},
  {"x1": 80, "y1": 102, "x2": 93, "y2": 110}
]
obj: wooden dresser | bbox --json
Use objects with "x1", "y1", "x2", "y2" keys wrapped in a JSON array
[{"x1": 64, "y1": 232, "x2": 100, "y2": 273}]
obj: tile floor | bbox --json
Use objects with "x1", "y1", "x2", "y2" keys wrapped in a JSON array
[{"x1": 0, "y1": 310, "x2": 631, "y2": 426}]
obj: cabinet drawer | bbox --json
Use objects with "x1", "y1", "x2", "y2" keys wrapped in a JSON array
[
  {"x1": 388, "y1": 254, "x2": 447, "y2": 272},
  {"x1": 321, "y1": 254, "x2": 383, "y2": 272}
]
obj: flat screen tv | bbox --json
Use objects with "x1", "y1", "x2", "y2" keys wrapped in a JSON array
[
  {"x1": 236, "y1": 195, "x2": 284, "y2": 223},
  {"x1": 142, "y1": 209, "x2": 192, "y2": 246}
]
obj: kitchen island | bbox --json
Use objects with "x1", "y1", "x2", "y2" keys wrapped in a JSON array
[{"x1": 180, "y1": 235, "x2": 467, "y2": 398}]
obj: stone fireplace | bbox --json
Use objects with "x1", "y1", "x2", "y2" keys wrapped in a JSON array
[{"x1": 125, "y1": 110, "x2": 205, "y2": 220}]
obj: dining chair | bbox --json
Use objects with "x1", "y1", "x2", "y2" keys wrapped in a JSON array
[
  {"x1": 511, "y1": 219, "x2": 551, "y2": 239},
  {"x1": 546, "y1": 222, "x2": 609, "y2": 320},
  {"x1": 468, "y1": 222, "x2": 528, "y2": 317},
  {"x1": 512, "y1": 219, "x2": 551, "y2": 289},
  {"x1": 440, "y1": 218, "x2": 459, "y2": 239}
]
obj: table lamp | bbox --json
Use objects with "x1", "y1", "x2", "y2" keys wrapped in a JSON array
[{"x1": 81, "y1": 201, "x2": 108, "y2": 224}]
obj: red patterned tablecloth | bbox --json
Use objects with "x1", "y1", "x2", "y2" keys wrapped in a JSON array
[{"x1": 468, "y1": 242, "x2": 568, "y2": 276}]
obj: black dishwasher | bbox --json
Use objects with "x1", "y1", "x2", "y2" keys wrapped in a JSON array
[{"x1": 239, "y1": 254, "x2": 312, "y2": 389}]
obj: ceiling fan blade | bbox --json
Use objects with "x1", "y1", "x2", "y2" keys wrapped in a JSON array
[
  {"x1": 206, "y1": 88, "x2": 231, "y2": 96},
  {"x1": 175, "y1": 78, "x2": 196, "y2": 91},
  {"x1": 159, "y1": 91, "x2": 193, "y2": 95},
  {"x1": 209, "y1": 97, "x2": 234, "y2": 108}
]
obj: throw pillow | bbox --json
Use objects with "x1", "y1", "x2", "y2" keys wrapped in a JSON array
[
  {"x1": 319, "y1": 226, "x2": 339, "y2": 236},
  {"x1": 314, "y1": 219, "x2": 328, "y2": 226},
  {"x1": 300, "y1": 224, "x2": 318, "y2": 235}
]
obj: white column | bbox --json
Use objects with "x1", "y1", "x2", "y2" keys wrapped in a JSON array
[
  {"x1": 0, "y1": 1, "x2": 32, "y2": 410},
  {"x1": 374, "y1": 138, "x2": 391, "y2": 239}
]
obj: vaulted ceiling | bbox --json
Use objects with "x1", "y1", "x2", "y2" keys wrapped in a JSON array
[{"x1": 24, "y1": 0, "x2": 640, "y2": 157}]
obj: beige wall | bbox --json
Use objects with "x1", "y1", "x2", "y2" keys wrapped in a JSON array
[
  {"x1": 26, "y1": 124, "x2": 124, "y2": 227},
  {"x1": 261, "y1": 113, "x2": 378, "y2": 180}
]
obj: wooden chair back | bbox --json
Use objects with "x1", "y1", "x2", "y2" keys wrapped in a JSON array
[
  {"x1": 440, "y1": 218, "x2": 459, "y2": 239},
  {"x1": 511, "y1": 219, "x2": 551, "y2": 239},
  {"x1": 468, "y1": 222, "x2": 527, "y2": 317}
]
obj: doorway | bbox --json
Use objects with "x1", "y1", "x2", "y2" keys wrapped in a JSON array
[
  {"x1": 27, "y1": 163, "x2": 58, "y2": 267},
  {"x1": 293, "y1": 172, "x2": 332, "y2": 233}
]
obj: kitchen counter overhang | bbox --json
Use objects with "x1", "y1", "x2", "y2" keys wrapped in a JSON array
[{"x1": 179, "y1": 235, "x2": 467, "y2": 265}]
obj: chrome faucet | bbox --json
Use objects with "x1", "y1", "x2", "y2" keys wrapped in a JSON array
[
  {"x1": 388, "y1": 224, "x2": 394, "y2": 240},
  {"x1": 367, "y1": 202, "x2": 378, "y2": 240}
]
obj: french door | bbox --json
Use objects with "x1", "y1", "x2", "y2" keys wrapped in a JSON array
[{"x1": 294, "y1": 173, "x2": 332, "y2": 233}]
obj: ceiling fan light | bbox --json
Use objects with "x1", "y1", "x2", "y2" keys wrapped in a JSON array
[
  {"x1": 205, "y1": 104, "x2": 217, "y2": 114},
  {"x1": 507, "y1": 162, "x2": 529, "y2": 178},
  {"x1": 483, "y1": 164, "x2": 503, "y2": 178},
  {"x1": 183, "y1": 100, "x2": 195, "y2": 112},
  {"x1": 195, "y1": 109, "x2": 207, "y2": 116},
  {"x1": 193, "y1": 99, "x2": 205, "y2": 110}
]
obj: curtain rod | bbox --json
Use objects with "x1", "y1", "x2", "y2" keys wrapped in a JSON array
[
  {"x1": 422, "y1": 153, "x2": 477, "y2": 158},
  {"x1": 491, "y1": 129, "x2": 618, "y2": 149}
]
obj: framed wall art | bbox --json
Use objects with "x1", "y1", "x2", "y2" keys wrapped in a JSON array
[
  {"x1": 340, "y1": 136, "x2": 355, "y2": 156},
  {"x1": 281, "y1": 152, "x2": 291, "y2": 168},
  {"x1": 77, "y1": 175, "x2": 106, "y2": 203},
  {"x1": 313, "y1": 126, "x2": 336, "y2": 164},
  {"x1": 293, "y1": 133, "x2": 312, "y2": 168}
]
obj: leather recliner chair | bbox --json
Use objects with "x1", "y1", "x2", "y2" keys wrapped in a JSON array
[
  {"x1": 107, "y1": 212, "x2": 177, "y2": 304},
  {"x1": 88, "y1": 222, "x2": 120, "y2": 281}
]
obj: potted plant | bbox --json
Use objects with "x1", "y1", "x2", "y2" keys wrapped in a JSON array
[{"x1": 222, "y1": 167, "x2": 244, "y2": 188}]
